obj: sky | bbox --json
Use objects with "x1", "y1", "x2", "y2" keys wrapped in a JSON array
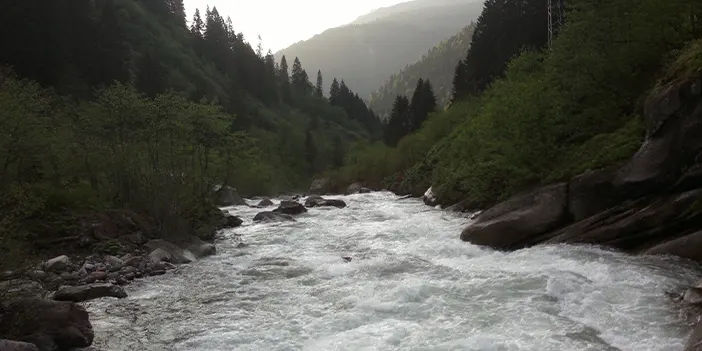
[{"x1": 183, "y1": 0, "x2": 406, "y2": 53}]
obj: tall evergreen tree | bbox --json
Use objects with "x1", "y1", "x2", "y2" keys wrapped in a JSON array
[
  {"x1": 279, "y1": 55, "x2": 291, "y2": 103},
  {"x1": 291, "y1": 57, "x2": 310, "y2": 94},
  {"x1": 315, "y1": 70, "x2": 324, "y2": 98},
  {"x1": 384, "y1": 95, "x2": 411, "y2": 146},
  {"x1": 329, "y1": 78, "x2": 340, "y2": 105},
  {"x1": 409, "y1": 78, "x2": 437, "y2": 131},
  {"x1": 190, "y1": 9, "x2": 204, "y2": 37}
]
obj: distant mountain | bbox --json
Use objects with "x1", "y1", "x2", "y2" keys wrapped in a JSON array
[
  {"x1": 275, "y1": 0, "x2": 483, "y2": 100},
  {"x1": 368, "y1": 23, "x2": 477, "y2": 119}
]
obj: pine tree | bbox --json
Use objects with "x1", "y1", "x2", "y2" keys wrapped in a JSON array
[
  {"x1": 291, "y1": 57, "x2": 310, "y2": 94},
  {"x1": 256, "y1": 35, "x2": 263, "y2": 58},
  {"x1": 329, "y1": 78, "x2": 340, "y2": 105},
  {"x1": 190, "y1": 9, "x2": 204, "y2": 37},
  {"x1": 279, "y1": 56, "x2": 291, "y2": 103},
  {"x1": 315, "y1": 70, "x2": 324, "y2": 98},
  {"x1": 384, "y1": 95, "x2": 411, "y2": 146},
  {"x1": 409, "y1": 78, "x2": 437, "y2": 132},
  {"x1": 136, "y1": 50, "x2": 167, "y2": 97}
]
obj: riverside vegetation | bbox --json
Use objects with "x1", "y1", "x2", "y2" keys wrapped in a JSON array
[
  {"x1": 0, "y1": 0, "x2": 382, "y2": 272},
  {"x1": 334, "y1": 0, "x2": 702, "y2": 208}
]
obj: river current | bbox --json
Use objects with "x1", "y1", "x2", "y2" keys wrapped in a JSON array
[{"x1": 86, "y1": 192, "x2": 700, "y2": 351}]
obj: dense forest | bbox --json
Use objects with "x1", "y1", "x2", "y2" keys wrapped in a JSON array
[
  {"x1": 275, "y1": 0, "x2": 483, "y2": 98},
  {"x1": 333, "y1": 0, "x2": 702, "y2": 207},
  {"x1": 0, "y1": 0, "x2": 380, "y2": 267},
  {"x1": 368, "y1": 23, "x2": 476, "y2": 119}
]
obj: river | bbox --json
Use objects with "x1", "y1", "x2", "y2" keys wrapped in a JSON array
[{"x1": 85, "y1": 192, "x2": 700, "y2": 351}]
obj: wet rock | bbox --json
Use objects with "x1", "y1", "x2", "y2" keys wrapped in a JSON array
[
  {"x1": 182, "y1": 236, "x2": 216, "y2": 258},
  {"x1": 685, "y1": 321, "x2": 702, "y2": 351},
  {"x1": 346, "y1": 183, "x2": 362, "y2": 194},
  {"x1": 422, "y1": 187, "x2": 438, "y2": 207},
  {"x1": 84, "y1": 271, "x2": 107, "y2": 284},
  {"x1": 150, "y1": 270, "x2": 166, "y2": 276},
  {"x1": 106, "y1": 272, "x2": 120, "y2": 281},
  {"x1": 305, "y1": 196, "x2": 346, "y2": 208},
  {"x1": 214, "y1": 185, "x2": 247, "y2": 206},
  {"x1": 60, "y1": 272, "x2": 79, "y2": 282},
  {"x1": 0, "y1": 298, "x2": 93, "y2": 351},
  {"x1": 684, "y1": 286, "x2": 702, "y2": 305},
  {"x1": 460, "y1": 183, "x2": 569, "y2": 250},
  {"x1": 223, "y1": 214, "x2": 243, "y2": 228},
  {"x1": 257, "y1": 197, "x2": 274, "y2": 207},
  {"x1": 121, "y1": 266, "x2": 136, "y2": 275},
  {"x1": 0, "y1": 339, "x2": 40, "y2": 351},
  {"x1": 53, "y1": 284, "x2": 127, "y2": 302},
  {"x1": 445, "y1": 197, "x2": 481, "y2": 213},
  {"x1": 568, "y1": 167, "x2": 621, "y2": 221},
  {"x1": 28, "y1": 270, "x2": 47, "y2": 281},
  {"x1": 105, "y1": 255, "x2": 124, "y2": 272},
  {"x1": 310, "y1": 178, "x2": 332, "y2": 195},
  {"x1": 342, "y1": 256, "x2": 352, "y2": 263},
  {"x1": 124, "y1": 273, "x2": 135, "y2": 281},
  {"x1": 45, "y1": 255, "x2": 69, "y2": 272},
  {"x1": 253, "y1": 211, "x2": 295, "y2": 222},
  {"x1": 644, "y1": 231, "x2": 702, "y2": 262},
  {"x1": 144, "y1": 239, "x2": 194, "y2": 264},
  {"x1": 123, "y1": 256, "x2": 142, "y2": 268},
  {"x1": 148, "y1": 248, "x2": 171, "y2": 264},
  {"x1": 273, "y1": 201, "x2": 308, "y2": 215}
]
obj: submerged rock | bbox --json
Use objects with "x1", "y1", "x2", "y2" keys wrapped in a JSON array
[
  {"x1": 273, "y1": 201, "x2": 308, "y2": 215},
  {"x1": 53, "y1": 284, "x2": 127, "y2": 302},
  {"x1": 422, "y1": 187, "x2": 438, "y2": 207},
  {"x1": 0, "y1": 299, "x2": 94, "y2": 351},
  {"x1": 253, "y1": 211, "x2": 295, "y2": 222}
]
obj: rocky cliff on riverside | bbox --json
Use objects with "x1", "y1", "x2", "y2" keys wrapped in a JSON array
[{"x1": 451, "y1": 73, "x2": 702, "y2": 349}]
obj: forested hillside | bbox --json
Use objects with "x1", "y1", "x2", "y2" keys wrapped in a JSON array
[
  {"x1": 331, "y1": 0, "x2": 702, "y2": 208},
  {"x1": 0, "y1": 0, "x2": 380, "y2": 267},
  {"x1": 275, "y1": 0, "x2": 483, "y2": 99},
  {"x1": 368, "y1": 23, "x2": 476, "y2": 119}
]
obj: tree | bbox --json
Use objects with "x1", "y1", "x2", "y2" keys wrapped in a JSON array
[
  {"x1": 279, "y1": 55, "x2": 291, "y2": 103},
  {"x1": 190, "y1": 9, "x2": 204, "y2": 37},
  {"x1": 315, "y1": 70, "x2": 324, "y2": 98},
  {"x1": 409, "y1": 79, "x2": 437, "y2": 132},
  {"x1": 329, "y1": 78, "x2": 340, "y2": 105},
  {"x1": 305, "y1": 130, "x2": 317, "y2": 174},
  {"x1": 291, "y1": 57, "x2": 310, "y2": 94},
  {"x1": 256, "y1": 35, "x2": 263, "y2": 58},
  {"x1": 384, "y1": 95, "x2": 411, "y2": 146}
]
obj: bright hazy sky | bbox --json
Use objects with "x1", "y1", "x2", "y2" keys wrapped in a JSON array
[{"x1": 183, "y1": 0, "x2": 406, "y2": 52}]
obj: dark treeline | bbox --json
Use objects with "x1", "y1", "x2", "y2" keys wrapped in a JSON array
[
  {"x1": 0, "y1": 0, "x2": 380, "y2": 267},
  {"x1": 383, "y1": 78, "x2": 437, "y2": 146}
]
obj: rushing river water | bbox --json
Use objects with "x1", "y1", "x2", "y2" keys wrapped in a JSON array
[{"x1": 86, "y1": 192, "x2": 701, "y2": 351}]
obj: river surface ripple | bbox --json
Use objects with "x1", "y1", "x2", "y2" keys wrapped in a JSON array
[{"x1": 86, "y1": 192, "x2": 700, "y2": 351}]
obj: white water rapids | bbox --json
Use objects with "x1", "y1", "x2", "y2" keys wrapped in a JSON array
[{"x1": 86, "y1": 192, "x2": 700, "y2": 351}]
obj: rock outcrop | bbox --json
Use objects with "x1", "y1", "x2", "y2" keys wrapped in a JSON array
[
  {"x1": 304, "y1": 195, "x2": 347, "y2": 208},
  {"x1": 52, "y1": 284, "x2": 127, "y2": 302},
  {"x1": 460, "y1": 183, "x2": 569, "y2": 250},
  {"x1": 144, "y1": 239, "x2": 194, "y2": 264},
  {"x1": 253, "y1": 211, "x2": 295, "y2": 222},
  {"x1": 0, "y1": 339, "x2": 39, "y2": 351},
  {"x1": 273, "y1": 201, "x2": 308, "y2": 215},
  {"x1": 0, "y1": 299, "x2": 94, "y2": 351},
  {"x1": 214, "y1": 185, "x2": 247, "y2": 207}
]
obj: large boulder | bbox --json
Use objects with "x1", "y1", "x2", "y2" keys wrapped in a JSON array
[
  {"x1": 644, "y1": 231, "x2": 702, "y2": 262},
  {"x1": 346, "y1": 183, "x2": 362, "y2": 194},
  {"x1": 0, "y1": 280, "x2": 46, "y2": 300},
  {"x1": 214, "y1": 185, "x2": 247, "y2": 207},
  {"x1": 309, "y1": 178, "x2": 332, "y2": 195},
  {"x1": 567, "y1": 167, "x2": 622, "y2": 221},
  {"x1": 253, "y1": 212, "x2": 295, "y2": 222},
  {"x1": 256, "y1": 197, "x2": 274, "y2": 207},
  {"x1": 0, "y1": 299, "x2": 94, "y2": 351},
  {"x1": 221, "y1": 214, "x2": 243, "y2": 229},
  {"x1": 304, "y1": 196, "x2": 346, "y2": 208},
  {"x1": 546, "y1": 189, "x2": 702, "y2": 251},
  {"x1": 44, "y1": 256, "x2": 69, "y2": 272},
  {"x1": 685, "y1": 321, "x2": 702, "y2": 351},
  {"x1": 144, "y1": 240, "x2": 194, "y2": 264},
  {"x1": 273, "y1": 201, "x2": 308, "y2": 215},
  {"x1": 615, "y1": 75, "x2": 702, "y2": 198},
  {"x1": 0, "y1": 340, "x2": 39, "y2": 351},
  {"x1": 460, "y1": 183, "x2": 569, "y2": 250},
  {"x1": 52, "y1": 284, "x2": 127, "y2": 302},
  {"x1": 422, "y1": 187, "x2": 439, "y2": 207},
  {"x1": 181, "y1": 237, "x2": 216, "y2": 258}
]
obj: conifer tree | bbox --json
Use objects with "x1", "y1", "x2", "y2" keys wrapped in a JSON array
[
  {"x1": 279, "y1": 55, "x2": 291, "y2": 103},
  {"x1": 329, "y1": 78, "x2": 340, "y2": 105},
  {"x1": 190, "y1": 9, "x2": 204, "y2": 37},
  {"x1": 384, "y1": 95, "x2": 411, "y2": 146},
  {"x1": 315, "y1": 70, "x2": 324, "y2": 98}
]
